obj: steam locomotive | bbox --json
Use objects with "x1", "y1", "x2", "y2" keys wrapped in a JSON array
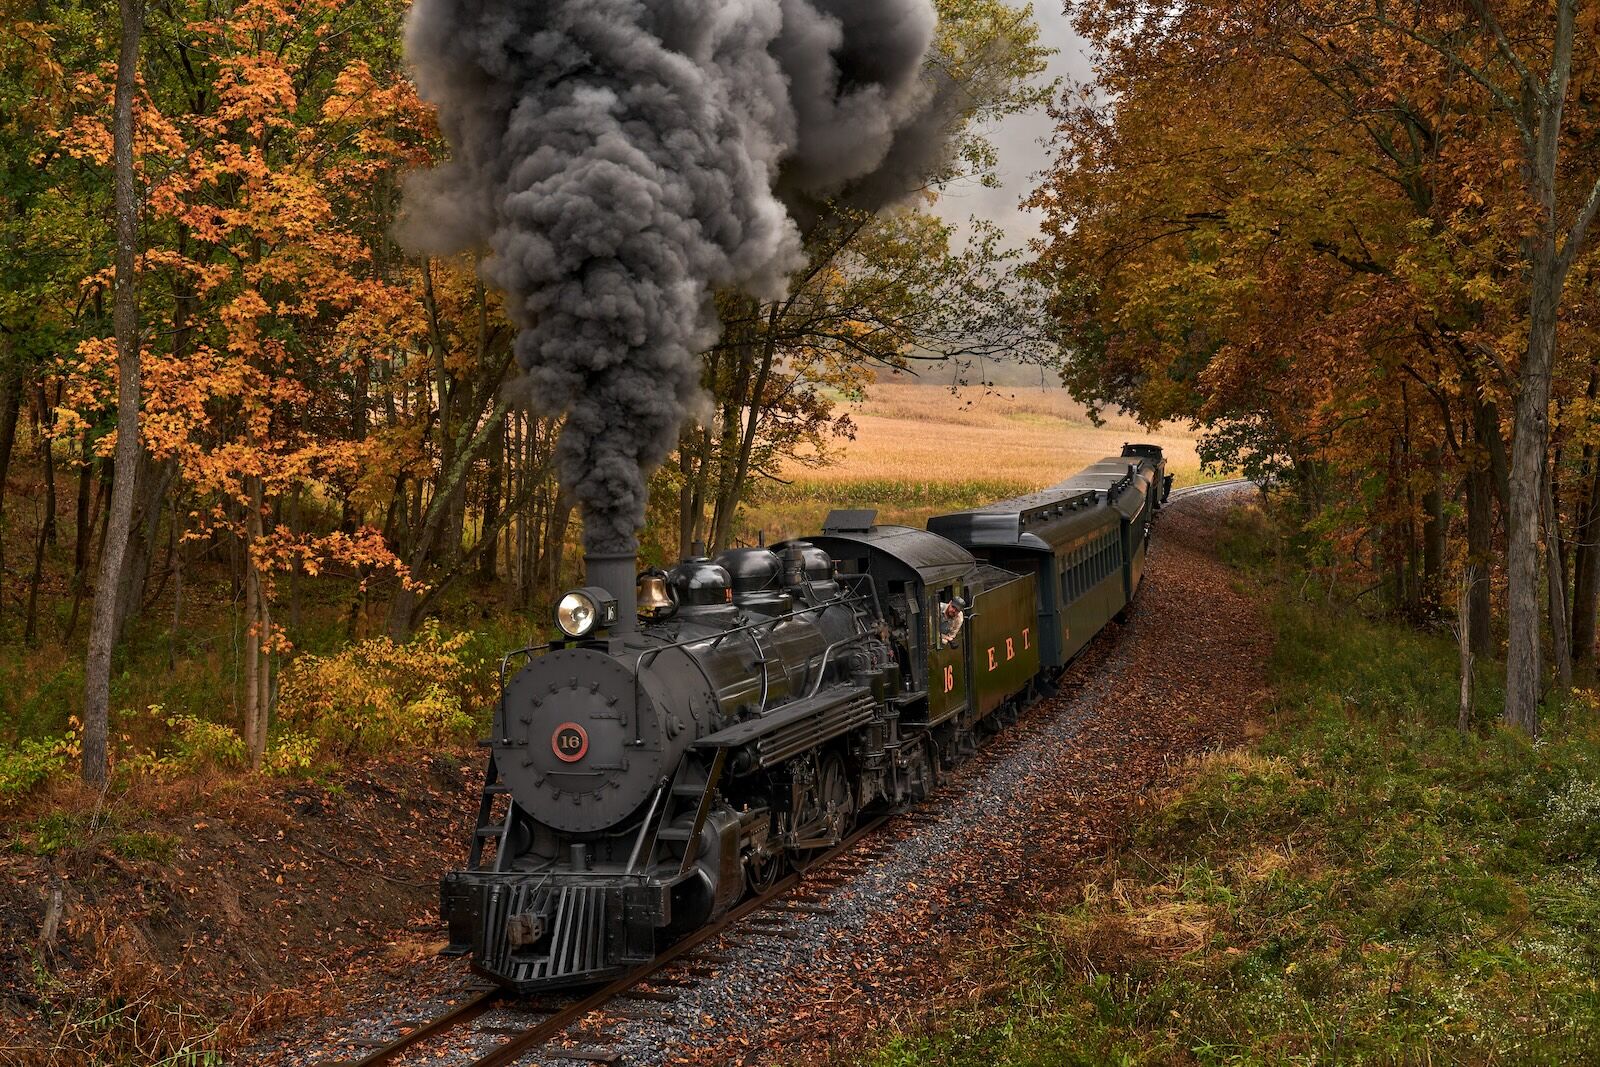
[{"x1": 440, "y1": 445, "x2": 1172, "y2": 991}]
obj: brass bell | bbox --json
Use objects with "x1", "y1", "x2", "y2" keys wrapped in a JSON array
[{"x1": 637, "y1": 572, "x2": 676, "y2": 619}]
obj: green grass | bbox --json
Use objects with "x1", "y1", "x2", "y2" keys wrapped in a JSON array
[
  {"x1": 862, "y1": 507, "x2": 1600, "y2": 1066},
  {"x1": 9, "y1": 809, "x2": 179, "y2": 861}
]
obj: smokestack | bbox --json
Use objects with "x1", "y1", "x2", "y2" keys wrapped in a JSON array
[{"x1": 585, "y1": 546, "x2": 638, "y2": 636}]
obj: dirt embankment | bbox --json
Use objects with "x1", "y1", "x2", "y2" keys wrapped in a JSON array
[{"x1": 0, "y1": 748, "x2": 486, "y2": 1065}]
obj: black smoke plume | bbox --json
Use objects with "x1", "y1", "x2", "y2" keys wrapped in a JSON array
[{"x1": 400, "y1": 0, "x2": 950, "y2": 554}]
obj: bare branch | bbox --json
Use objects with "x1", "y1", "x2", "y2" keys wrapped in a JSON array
[{"x1": 1558, "y1": 171, "x2": 1600, "y2": 274}]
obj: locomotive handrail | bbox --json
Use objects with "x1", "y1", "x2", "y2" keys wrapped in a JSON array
[
  {"x1": 497, "y1": 644, "x2": 552, "y2": 690},
  {"x1": 746, "y1": 624, "x2": 773, "y2": 719}
]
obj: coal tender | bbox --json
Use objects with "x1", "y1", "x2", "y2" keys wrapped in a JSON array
[{"x1": 441, "y1": 445, "x2": 1170, "y2": 992}]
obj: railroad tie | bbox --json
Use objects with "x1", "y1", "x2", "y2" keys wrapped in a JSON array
[{"x1": 621, "y1": 989, "x2": 678, "y2": 1003}]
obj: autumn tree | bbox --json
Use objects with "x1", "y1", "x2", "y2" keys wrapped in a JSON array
[
  {"x1": 80, "y1": 0, "x2": 145, "y2": 788},
  {"x1": 1343, "y1": 0, "x2": 1600, "y2": 732},
  {"x1": 59, "y1": 0, "x2": 442, "y2": 764},
  {"x1": 1038, "y1": 0, "x2": 1600, "y2": 733}
]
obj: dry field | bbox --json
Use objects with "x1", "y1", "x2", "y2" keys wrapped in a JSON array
[
  {"x1": 736, "y1": 382, "x2": 1209, "y2": 544},
  {"x1": 787, "y1": 382, "x2": 1204, "y2": 486}
]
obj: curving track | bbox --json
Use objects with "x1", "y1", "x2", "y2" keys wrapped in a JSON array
[
  {"x1": 1169, "y1": 476, "x2": 1254, "y2": 501},
  {"x1": 312, "y1": 480, "x2": 1258, "y2": 1067}
]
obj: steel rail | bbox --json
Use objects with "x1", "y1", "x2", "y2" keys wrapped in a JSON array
[
  {"x1": 469, "y1": 813, "x2": 891, "y2": 1067},
  {"x1": 1167, "y1": 477, "x2": 1255, "y2": 500},
  {"x1": 330, "y1": 814, "x2": 892, "y2": 1067},
  {"x1": 323, "y1": 986, "x2": 501, "y2": 1066}
]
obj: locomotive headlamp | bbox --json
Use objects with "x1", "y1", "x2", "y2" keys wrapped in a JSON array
[{"x1": 555, "y1": 586, "x2": 618, "y2": 638}]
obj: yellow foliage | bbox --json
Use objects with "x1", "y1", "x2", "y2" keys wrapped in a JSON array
[
  {"x1": 275, "y1": 622, "x2": 492, "y2": 754},
  {"x1": 120, "y1": 708, "x2": 247, "y2": 777}
]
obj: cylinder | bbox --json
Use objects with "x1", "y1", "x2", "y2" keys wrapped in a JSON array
[{"x1": 585, "y1": 547, "x2": 638, "y2": 634}]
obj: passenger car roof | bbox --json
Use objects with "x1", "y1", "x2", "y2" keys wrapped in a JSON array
[{"x1": 928, "y1": 455, "x2": 1157, "y2": 550}]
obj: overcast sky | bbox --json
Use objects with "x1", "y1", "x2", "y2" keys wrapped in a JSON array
[{"x1": 932, "y1": 6, "x2": 1097, "y2": 250}]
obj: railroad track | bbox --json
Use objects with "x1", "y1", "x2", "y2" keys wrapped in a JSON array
[
  {"x1": 325, "y1": 813, "x2": 893, "y2": 1067},
  {"x1": 322, "y1": 480, "x2": 1249, "y2": 1067},
  {"x1": 1168, "y1": 476, "x2": 1255, "y2": 501}
]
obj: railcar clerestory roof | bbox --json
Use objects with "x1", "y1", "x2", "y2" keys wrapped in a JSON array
[
  {"x1": 928, "y1": 453, "x2": 1158, "y2": 552},
  {"x1": 1052, "y1": 455, "x2": 1158, "y2": 521}
]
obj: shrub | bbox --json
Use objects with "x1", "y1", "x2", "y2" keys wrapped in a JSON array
[
  {"x1": 10, "y1": 811, "x2": 80, "y2": 855},
  {"x1": 1545, "y1": 777, "x2": 1600, "y2": 862},
  {"x1": 0, "y1": 732, "x2": 77, "y2": 808},
  {"x1": 165, "y1": 712, "x2": 248, "y2": 771},
  {"x1": 120, "y1": 709, "x2": 313, "y2": 778},
  {"x1": 275, "y1": 621, "x2": 492, "y2": 754},
  {"x1": 262, "y1": 730, "x2": 319, "y2": 776}
]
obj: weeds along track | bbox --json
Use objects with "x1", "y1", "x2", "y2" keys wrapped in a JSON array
[{"x1": 324, "y1": 814, "x2": 893, "y2": 1067}]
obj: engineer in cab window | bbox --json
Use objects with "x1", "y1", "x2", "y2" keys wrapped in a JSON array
[{"x1": 938, "y1": 593, "x2": 966, "y2": 647}]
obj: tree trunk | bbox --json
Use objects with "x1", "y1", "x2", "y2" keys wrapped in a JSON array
[
  {"x1": 1505, "y1": 254, "x2": 1561, "y2": 735},
  {"x1": 1571, "y1": 453, "x2": 1600, "y2": 675},
  {"x1": 1472, "y1": 388, "x2": 1512, "y2": 514},
  {"x1": 0, "y1": 366, "x2": 22, "y2": 529},
  {"x1": 477, "y1": 419, "x2": 503, "y2": 583},
  {"x1": 243, "y1": 474, "x2": 269, "y2": 769},
  {"x1": 1543, "y1": 472, "x2": 1572, "y2": 694},
  {"x1": 686, "y1": 423, "x2": 712, "y2": 556},
  {"x1": 709, "y1": 341, "x2": 757, "y2": 553},
  {"x1": 66, "y1": 471, "x2": 111, "y2": 643},
  {"x1": 1464, "y1": 463, "x2": 1494, "y2": 657},
  {"x1": 23, "y1": 510, "x2": 48, "y2": 646},
  {"x1": 1504, "y1": 0, "x2": 1584, "y2": 731},
  {"x1": 73, "y1": 442, "x2": 92, "y2": 578},
  {"x1": 1421, "y1": 447, "x2": 1444, "y2": 616},
  {"x1": 386, "y1": 401, "x2": 510, "y2": 639},
  {"x1": 288, "y1": 485, "x2": 302, "y2": 633},
  {"x1": 0, "y1": 367, "x2": 20, "y2": 626},
  {"x1": 82, "y1": 0, "x2": 144, "y2": 788},
  {"x1": 714, "y1": 303, "x2": 782, "y2": 554},
  {"x1": 116, "y1": 456, "x2": 171, "y2": 640},
  {"x1": 543, "y1": 495, "x2": 574, "y2": 607},
  {"x1": 35, "y1": 384, "x2": 56, "y2": 546},
  {"x1": 1385, "y1": 439, "x2": 1408, "y2": 613},
  {"x1": 168, "y1": 501, "x2": 185, "y2": 671},
  {"x1": 0, "y1": 364, "x2": 24, "y2": 618},
  {"x1": 1458, "y1": 569, "x2": 1474, "y2": 734},
  {"x1": 677, "y1": 427, "x2": 697, "y2": 560}
]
